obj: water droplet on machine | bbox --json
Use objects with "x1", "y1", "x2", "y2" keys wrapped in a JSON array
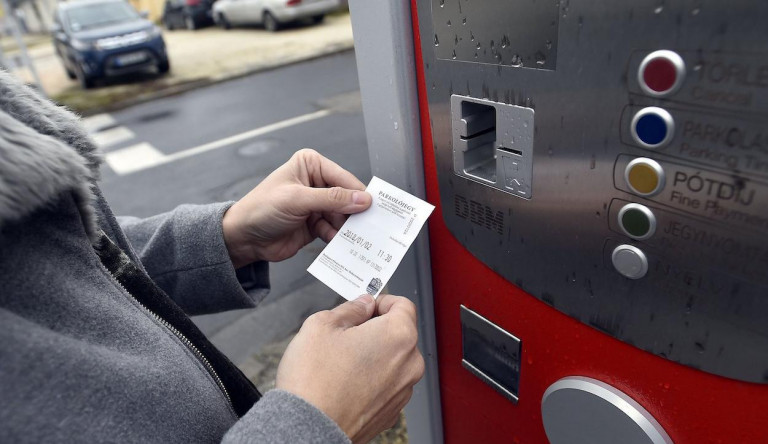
[
  {"x1": 462, "y1": 17, "x2": 467, "y2": 25},
  {"x1": 535, "y1": 51, "x2": 546, "y2": 65},
  {"x1": 434, "y1": 34, "x2": 439, "y2": 46},
  {"x1": 452, "y1": 50, "x2": 457, "y2": 59},
  {"x1": 654, "y1": 5, "x2": 663, "y2": 14},
  {"x1": 446, "y1": 19, "x2": 451, "y2": 26},
  {"x1": 691, "y1": 7, "x2": 700, "y2": 15},
  {"x1": 545, "y1": 40, "x2": 553, "y2": 50}
]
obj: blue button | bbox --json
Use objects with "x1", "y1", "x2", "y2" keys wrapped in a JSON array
[
  {"x1": 630, "y1": 107, "x2": 674, "y2": 149},
  {"x1": 635, "y1": 114, "x2": 666, "y2": 145}
]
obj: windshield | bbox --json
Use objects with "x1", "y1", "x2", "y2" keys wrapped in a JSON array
[{"x1": 66, "y1": 2, "x2": 140, "y2": 31}]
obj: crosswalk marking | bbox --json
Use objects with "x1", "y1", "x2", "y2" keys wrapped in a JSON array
[
  {"x1": 81, "y1": 113, "x2": 116, "y2": 134},
  {"x1": 92, "y1": 126, "x2": 136, "y2": 149},
  {"x1": 104, "y1": 143, "x2": 166, "y2": 175},
  {"x1": 103, "y1": 109, "x2": 331, "y2": 176}
]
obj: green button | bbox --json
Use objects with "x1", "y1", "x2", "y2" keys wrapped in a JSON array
[{"x1": 618, "y1": 203, "x2": 656, "y2": 240}]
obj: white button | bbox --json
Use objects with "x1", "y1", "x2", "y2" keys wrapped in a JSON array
[{"x1": 612, "y1": 245, "x2": 648, "y2": 279}]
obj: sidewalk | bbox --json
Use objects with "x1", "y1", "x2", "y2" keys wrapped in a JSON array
[{"x1": 10, "y1": 13, "x2": 354, "y2": 114}]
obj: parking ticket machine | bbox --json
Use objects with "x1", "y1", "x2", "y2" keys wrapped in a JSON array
[{"x1": 350, "y1": 1, "x2": 768, "y2": 443}]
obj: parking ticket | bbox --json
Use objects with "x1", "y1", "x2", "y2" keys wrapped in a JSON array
[{"x1": 307, "y1": 176, "x2": 435, "y2": 300}]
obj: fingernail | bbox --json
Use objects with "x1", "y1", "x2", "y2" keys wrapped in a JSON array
[
  {"x1": 356, "y1": 294, "x2": 374, "y2": 305},
  {"x1": 352, "y1": 191, "x2": 366, "y2": 205}
]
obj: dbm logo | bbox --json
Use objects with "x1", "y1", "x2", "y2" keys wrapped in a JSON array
[{"x1": 455, "y1": 195, "x2": 504, "y2": 235}]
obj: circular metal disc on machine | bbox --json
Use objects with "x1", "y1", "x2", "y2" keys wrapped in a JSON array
[{"x1": 541, "y1": 376, "x2": 673, "y2": 444}]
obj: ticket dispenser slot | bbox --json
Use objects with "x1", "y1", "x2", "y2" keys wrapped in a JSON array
[{"x1": 452, "y1": 95, "x2": 535, "y2": 199}]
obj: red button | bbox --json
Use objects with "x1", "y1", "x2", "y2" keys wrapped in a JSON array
[
  {"x1": 643, "y1": 58, "x2": 677, "y2": 92},
  {"x1": 637, "y1": 50, "x2": 685, "y2": 97}
]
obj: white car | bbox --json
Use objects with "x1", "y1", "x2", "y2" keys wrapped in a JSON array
[{"x1": 212, "y1": 0, "x2": 341, "y2": 32}]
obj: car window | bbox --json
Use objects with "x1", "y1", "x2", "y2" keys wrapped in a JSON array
[{"x1": 65, "y1": 2, "x2": 140, "y2": 32}]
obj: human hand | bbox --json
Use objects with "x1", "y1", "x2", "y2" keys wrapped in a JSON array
[
  {"x1": 222, "y1": 149, "x2": 372, "y2": 268},
  {"x1": 275, "y1": 294, "x2": 425, "y2": 444}
]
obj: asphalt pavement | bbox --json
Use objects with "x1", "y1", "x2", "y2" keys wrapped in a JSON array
[{"x1": 93, "y1": 50, "x2": 370, "y2": 364}]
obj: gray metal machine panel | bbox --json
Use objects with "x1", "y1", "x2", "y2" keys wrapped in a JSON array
[
  {"x1": 349, "y1": 1, "x2": 444, "y2": 443},
  {"x1": 417, "y1": 0, "x2": 768, "y2": 383}
]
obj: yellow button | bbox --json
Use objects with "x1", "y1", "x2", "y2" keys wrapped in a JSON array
[{"x1": 624, "y1": 158, "x2": 665, "y2": 196}]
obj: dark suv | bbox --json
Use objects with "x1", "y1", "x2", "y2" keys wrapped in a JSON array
[{"x1": 53, "y1": 0, "x2": 170, "y2": 89}]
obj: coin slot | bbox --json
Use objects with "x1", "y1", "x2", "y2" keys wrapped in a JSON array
[{"x1": 498, "y1": 146, "x2": 523, "y2": 156}]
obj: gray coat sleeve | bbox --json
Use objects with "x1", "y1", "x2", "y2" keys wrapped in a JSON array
[
  {"x1": 223, "y1": 390, "x2": 352, "y2": 444},
  {"x1": 117, "y1": 202, "x2": 270, "y2": 316}
]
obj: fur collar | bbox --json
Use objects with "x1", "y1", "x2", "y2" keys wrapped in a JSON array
[{"x1": 0, "y1": 70, "x2": 101, "y2": 240}]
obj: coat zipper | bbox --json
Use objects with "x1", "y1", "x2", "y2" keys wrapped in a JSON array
[{"x1": 99, "y1": 260, "x2": 237, "y2": 418}]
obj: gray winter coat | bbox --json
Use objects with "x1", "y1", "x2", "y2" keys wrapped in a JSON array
[{"x1": 0, "y1": 71, "x2": 350, "y2": 444}]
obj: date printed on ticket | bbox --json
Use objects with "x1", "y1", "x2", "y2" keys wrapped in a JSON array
[{"x1": 308, "y1": 176, "x2": 435, "y2": 300}]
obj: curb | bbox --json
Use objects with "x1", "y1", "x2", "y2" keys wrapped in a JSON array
[{"x1": 69, "y1": 43, "x2": 355, "y2": 116}]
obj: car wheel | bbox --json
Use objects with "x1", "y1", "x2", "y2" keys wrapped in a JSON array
[
  {"x1": 158, "y1": 58, "x2": 171, "y2": 74},
  {"x1": 75, "y1": 65, "x2": 95, "y2": 89},
  {"x1": 185, "y1": 15, "x2": 197, "y2": 30},
  {"x1": 311, "y1": 14, "x2": 324, "y2": 24},
  {"x1": 217, "y1": 13, "x2": 231, "y2": 29},
  {"x1": 263, "y1": 11, "x2": 279, "y2": 32}
]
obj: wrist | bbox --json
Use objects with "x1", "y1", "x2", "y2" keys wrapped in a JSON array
[{"x1": 222, "y1": 203, "x2": 258, "y2": 268}]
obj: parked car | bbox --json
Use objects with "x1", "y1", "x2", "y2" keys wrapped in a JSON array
[
  {"x1": 162, "y1": 0, "x2": 215, "y2": 31},
  {"x1": 52, "y1": 0, "x2": 169, "y2": 89},
  {"x1": 212, "y1": 0, "x2": 341, "y2": 32}
]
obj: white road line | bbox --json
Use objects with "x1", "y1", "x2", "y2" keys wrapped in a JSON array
[
  {"x1": 92, "y1": 126, "x2": 136, "y2": 149},
  {"x1": 163, "y1": 109, "x2": 331, "y2": 163},
  {"x1": 104, "y1": 109, "x2": 331, "y2": 175},
  {"x1": 81, "y1": 113, "x2": 116, "y2": 133},
  {"x1": 105, "y1": 143, "x2": 166, "y2": 175}
]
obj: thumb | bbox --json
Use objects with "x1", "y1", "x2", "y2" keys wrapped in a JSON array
[
  {"x1": 330, "y1": 295, "x2": 376, "y2": 329},
  {"x1": 298, "y1": 186, "x2": 372, "y2": 215}
]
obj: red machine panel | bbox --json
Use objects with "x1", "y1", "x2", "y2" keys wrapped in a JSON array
[{"x1": 410, "y1": 0, "x2": 768, "y2": 442}]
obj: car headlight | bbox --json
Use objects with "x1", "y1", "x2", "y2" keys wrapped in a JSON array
[
  {"x1": 96, "y1": 31, "x2": 150, "y2": 50},
  {"x1": 71, "y1": 38, "x2": 95, "y2": 51}
]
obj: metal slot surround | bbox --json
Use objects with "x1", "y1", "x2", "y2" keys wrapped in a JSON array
[
  {"x1": 460, "y1": 305, "x2": 521, "y2": 403},
  {"x1": 451, "y1": 95, "x2": 535, "y2": 199}
]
